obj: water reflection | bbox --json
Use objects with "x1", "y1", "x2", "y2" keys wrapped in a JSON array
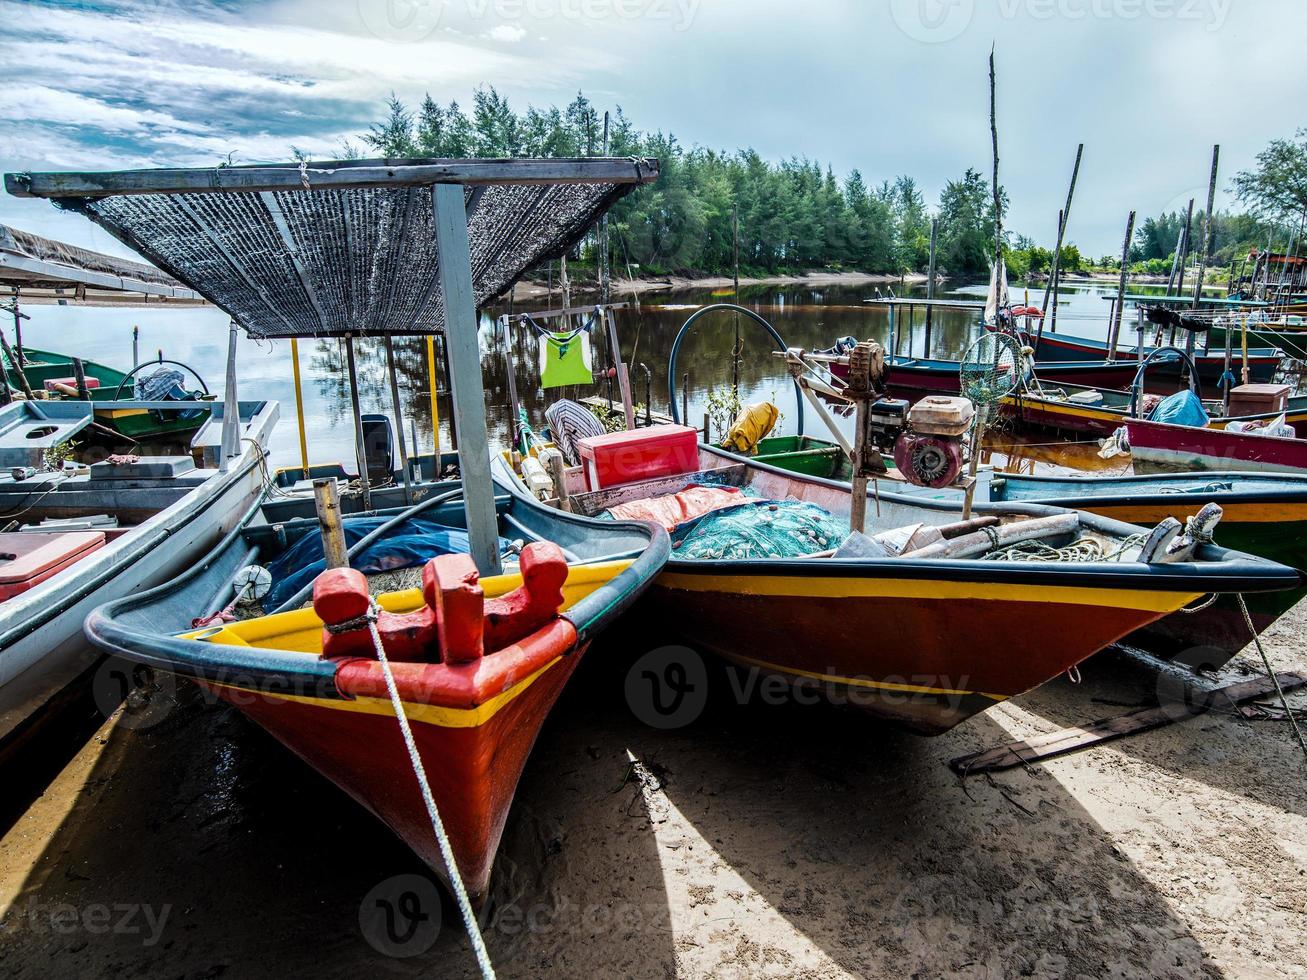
[{"x1": 13, "y1": 277, "x2": 1262, "y2": 479}]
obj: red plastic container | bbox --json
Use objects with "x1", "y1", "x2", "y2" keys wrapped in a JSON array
[
  {"x1": 576, "y1": 424, "x2": 699, "y2": 491},
  {"x1": 0, "y1": 531, "x2": 106, "y2": 601}
]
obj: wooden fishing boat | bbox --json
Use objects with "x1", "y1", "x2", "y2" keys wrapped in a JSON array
[
  {"x1": 998, "y1": 382, "x2": 1307, "y2": 438},
  {"x1": 3, "y1": 346, "x2": 214, "y2": 443},
  {"x1": 1125, "y1": 416, "x2": 1307, "y2": 475},
  {"x1": 0, "y1": 396, "x2": 277, "y2": 754},
  {"x1": 827, "y1": 353, "x2": 1141, "y2": 402},
  {"x1": 744, "y1": 436, "x2": 1307, "y2": 668},
  {"x1": 1012, "y1": 330, "x2": 1282, "y2": 385},
  {"x1": 494, "y1": 447, "x2": 1299, "y2": 734},
  {"x1": 84, "y1": 471, "x2": 668, "y2": 906}
]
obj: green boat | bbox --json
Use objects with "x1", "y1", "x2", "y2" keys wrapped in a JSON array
[{"x1": 3, "y1": 346, "x2": 213, "y2": 443}]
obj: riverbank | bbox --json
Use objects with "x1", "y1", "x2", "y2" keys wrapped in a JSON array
[
  {"x1": 510, "y1": 269, "x2": 930, "y2": 302},
  {"x1": 2, "y1": 602, "x2": 1304, "y2": 977}
]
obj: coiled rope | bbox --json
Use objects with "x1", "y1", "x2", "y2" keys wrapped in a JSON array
[
  {"x1": 983, "y1": 532, "x2": 1148, "y2": 563},
  {"x1": 361, "y1": 599, "x2": 497, "y2": 978}
]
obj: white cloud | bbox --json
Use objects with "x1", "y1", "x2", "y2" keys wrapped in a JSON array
[{"x1": 486, "y1": 24, "x2": 527, "y2": 43}]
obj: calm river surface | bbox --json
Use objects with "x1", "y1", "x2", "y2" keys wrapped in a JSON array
[{"x1": 16, "y1": 277, "x2": 1252, "y2": 477}]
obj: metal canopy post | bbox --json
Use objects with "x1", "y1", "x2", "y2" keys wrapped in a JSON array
[
  {"x1": 433, "y1": 182, "x2": 501, "y2": 576},
  {"x1": 427, "y1": 335, "x2": 442, "y2": 462},
  {"x1": 344, "y1": 334, "x2": 372, "y2": 511},
  {"x1": 385, "y1": 337, "x2": 413, "y2": 504},
  {"x1": 219, "y1": 318, "x2": 240, "y2": 472}
]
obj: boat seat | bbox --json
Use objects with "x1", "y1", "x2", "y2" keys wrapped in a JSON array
[{"x1": 87, "y1": 456, "x2": 196, "y2": 481}]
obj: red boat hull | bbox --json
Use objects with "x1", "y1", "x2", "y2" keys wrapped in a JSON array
[
  {"x1": 651, "y1": 566, "x2": 1198, "y2": 735},
  {"x1": 204, "y1": 639, "x2": 584, "y2": 906},
  {"x1": 1126, "y1": 418, "x2": 1307, "y2": 475}
]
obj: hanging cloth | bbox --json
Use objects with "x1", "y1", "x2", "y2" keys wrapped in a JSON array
[{"x1": 539, "y1": 330, "x2": 593, "y2": 388}]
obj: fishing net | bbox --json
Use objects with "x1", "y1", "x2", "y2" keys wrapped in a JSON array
[{"x1": 673, "y1": 499, "x2": 849, "y2": 561}]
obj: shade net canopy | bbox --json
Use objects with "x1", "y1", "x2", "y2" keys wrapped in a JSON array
[
  {"x1": 5, "y1": 157, "x2": 658, "y2": 337},
  {"x1": 1, "y1": 223, "x2": 205, "y2": 306}
]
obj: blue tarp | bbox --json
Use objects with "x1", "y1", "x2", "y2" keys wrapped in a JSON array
[
  {"x1": 264, "y1": 516, "x2": 506, "y2": 609},
  {"x1": 1147, "y1": 389, "x2": 1209, "y2": 428}
]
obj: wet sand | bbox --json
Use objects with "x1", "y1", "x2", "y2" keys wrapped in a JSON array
[{"x1": 1, "y1": 604, "x2": 1305, "y2": 978}]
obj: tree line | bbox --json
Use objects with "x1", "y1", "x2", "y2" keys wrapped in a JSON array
[{"x1": 352, "y1": 90, "x2": 1306, "y2": 283}]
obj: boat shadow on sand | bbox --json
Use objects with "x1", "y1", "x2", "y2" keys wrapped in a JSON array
[{"x1": 1, "y1": 615, "x2": 1272, "y2": 978}]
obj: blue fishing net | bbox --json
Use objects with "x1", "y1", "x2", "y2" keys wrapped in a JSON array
[
  {"x1": 264, "y1": 516, "x2": 508, "y2": 609},
  {"x1": 672, "y1": 499, "x2": 849, "y2": 560}
]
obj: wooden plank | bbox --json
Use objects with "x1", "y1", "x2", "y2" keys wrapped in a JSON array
[
  {"x1": 433, "y1": 182, "x2": 502, "y2": 576},
  {"x1": 7, "y1": 158, "x2": 661, "y2": 199},
  {"x1": 567, "y1": 464, "x2": 746, "y2": 517},
  {"x1": 949, "y1": 671, "x2": 1307, "y2": 774}
]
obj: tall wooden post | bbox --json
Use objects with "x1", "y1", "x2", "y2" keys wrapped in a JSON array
[
  {"x1": 1192, "y1": 145, "x2": 1221, "y2": 312},
  {"x1": 989, "y1": 49, "x2": 1003, "y2": 277},
  {"x1": 1040, "y1": 143, "x2": 1083, "y2": 335},
  {"x1": 925, "y1": 218, "x2": 938, "y2": 356},
  {"x1": 219, "y1": 319, "x2": 240, "y2": 472},
  {"x1": 1107, "y1": 211, "x2": 1137, "y2": 361},
  {"x1": 600, "y1": 111, "x2": 611, "y2": 305},
  {"x1": 313, "y1": 478, "x2": 349, "y2": 569},
  {"x1": 433, "y1": 182, "x2": 501, "y2": 576},
  {"x1": 1174, "y1": 198, "x2": 1195, "y2": 300}
]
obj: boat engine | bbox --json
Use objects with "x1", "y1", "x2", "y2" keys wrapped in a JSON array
[{"x1": 863, "y1": 395, "x2": 974, "y2": 490}]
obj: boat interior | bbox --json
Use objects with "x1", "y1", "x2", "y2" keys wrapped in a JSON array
[
  {"x1": 0, "y1": 399, "x2": 276, "y2": 601},
  {"x1": 511, "y1": 443, "x2": 1178, "y2": 565}
]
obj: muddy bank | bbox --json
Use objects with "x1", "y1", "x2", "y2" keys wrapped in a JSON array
[{"x1": 1, "y1": 604, "x2": 1305, "y2": 978}]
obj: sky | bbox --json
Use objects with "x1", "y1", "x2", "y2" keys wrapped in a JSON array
[{"x1": 0, "y1": 0, "x2": 1302, "y2": 262}]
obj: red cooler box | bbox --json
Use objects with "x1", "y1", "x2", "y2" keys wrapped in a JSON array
[
  {"x1": 576, "y1": 424, "x2": 699, "y2": 491},
  {"x1": 0, "y1": 531, "x2": 107, "y2": 601}
]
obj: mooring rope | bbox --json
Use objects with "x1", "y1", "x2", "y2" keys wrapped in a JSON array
[
  {"x1": 362, "y1": 599, "x2": 497, "y2": 978},
  {"x1": 1237, "y1": 593, "x2": 1307, "y2": 767}
]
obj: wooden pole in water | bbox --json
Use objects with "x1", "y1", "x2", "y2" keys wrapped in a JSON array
[
  {"x1": 1040, "y1": 143, "x2": 1083, "y2": 335},
  {"x1": 426, "y1": 334, "x2": 441, "y2": 462},
  {"x1": 600, "y1": 111, "x2": 611, "y2": 306},
  {"x1": 132, "y1": 324, "x2": 140, "y2": 368},
  {"x1": 1192, "y1": 145, "x2": 1220, "y2": 312},
  {"x1": 1035, "y1": 209, "x2": 1062, "y2": 354},
  {"x1": 1108, "y1": 211, "x2": 1137, "y2": 361},
  {"x1": 313, "y1": 478, "x2": 349, "y2": 569},
  {"x1": 925, "y1": 218, "x2": 938, "y2": 357},
  {"x1": 343, "y1": 334, "x2": 372, "y2": 512},
  {"x1": 290, "y1": 337, "x2": 309, "y2": 478},
  {"x1": 989, "y1": 48, "x2": 1003, "y2": 279},
  {"x1": 0, "y1": 325, "x2": 34, "y2": 399},
  {"x1": 732, "y1": 202, "x2": 741, "y2": 412},
  {"x1": 1174, "y1": 198, "x2": 1195, "y2": 301},
  {"x1": 500, "y1": 315, "x2": 522, "y2": 451},
  {"x1": 384, "y1": 337, "x2": 413, "y2": 504}
]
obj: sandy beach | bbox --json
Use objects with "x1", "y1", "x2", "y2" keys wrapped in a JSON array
[{"x1": 1, "y1": 597, "x2": 1304, "y2": 978}]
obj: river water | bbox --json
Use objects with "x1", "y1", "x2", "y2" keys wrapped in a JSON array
[{"x1": 13, "y1": 277, "x2": 1245, "y2": 477}]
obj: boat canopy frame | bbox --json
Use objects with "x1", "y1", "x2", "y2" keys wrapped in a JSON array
[{"x1": 6, "y1": 156, "x2": 660, "y2": 574}]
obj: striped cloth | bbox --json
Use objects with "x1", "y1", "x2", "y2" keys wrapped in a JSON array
[{"x1": 545, "y1": 399, "x2": 606, "y2": 465}]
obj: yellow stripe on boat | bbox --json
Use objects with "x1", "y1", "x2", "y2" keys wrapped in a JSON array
[
  {"x1": 1074, "y1": 502, "x2": 1307, "y2": 525},
  {"x1": 656, "y1": 571, "x2": 1199, "y2": 613},
  {"x1": 206, "y1": 658, "x2": 563, "y2": 729}
]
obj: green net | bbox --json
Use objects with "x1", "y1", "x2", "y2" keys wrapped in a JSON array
[{"x1": 674, "y1": 500, "x2": 849, "y2": 560}]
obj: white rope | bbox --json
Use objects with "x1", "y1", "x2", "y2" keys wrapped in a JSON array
[{"x1": 363, "y1": 600, "x2": 497, "y2": 978}]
